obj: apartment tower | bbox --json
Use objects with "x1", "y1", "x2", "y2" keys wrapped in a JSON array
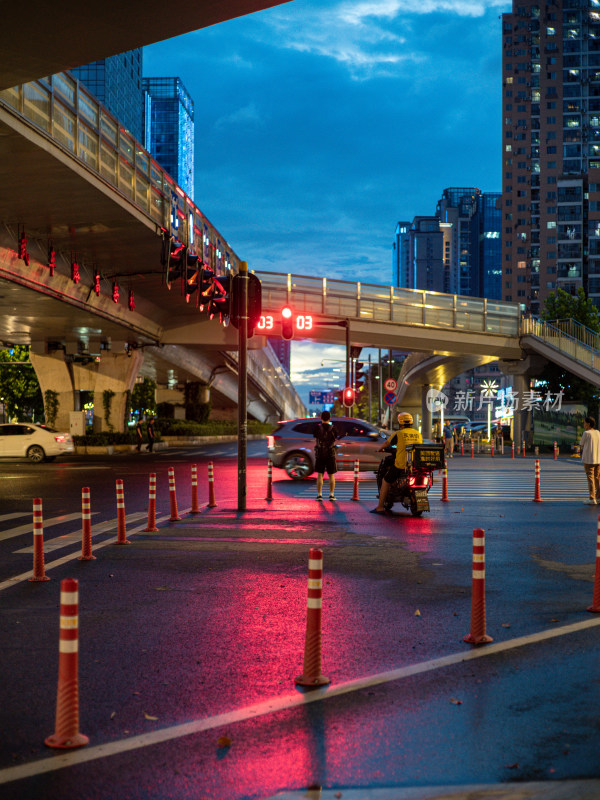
[{"x1": 502, "y1": 0, "x2": 600, "y2": 313}]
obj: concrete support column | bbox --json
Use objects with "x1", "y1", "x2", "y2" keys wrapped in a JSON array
[
  {"x1": 29, "y1": 352, "x2": 76, "y2": 431},
  {"x1": 499, "y1": 354, "x2": 547, "y2": 448},
  {"x1": 421, "y1": 383, "x2": 432, "y2": 439},
  {"x1": 92, "y1": 351, "x2": 144, "y2": 433}
]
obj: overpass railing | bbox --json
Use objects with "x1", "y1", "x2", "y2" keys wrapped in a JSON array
[
  {"x1": 521, "y1": 316, "x2": 600, "y2": 371},
  {"x1": 254, "y1": 271, "x2": 521, "y2": 335}
]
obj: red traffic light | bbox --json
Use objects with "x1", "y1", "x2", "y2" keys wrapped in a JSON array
[
  {"x1": 281, "y1": 306, "x2": 294, "y2": 340},
  {"x1": 343, "y1": 387, "x2": 355, "y2": 408},
  {"x1": 282, "y1": 306, "x2": 292, "y2": 319}
]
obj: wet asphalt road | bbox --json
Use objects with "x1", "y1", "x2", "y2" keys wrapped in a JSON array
[{"x1": 1, "y1": 446, "x2": 600, "y2": 799}]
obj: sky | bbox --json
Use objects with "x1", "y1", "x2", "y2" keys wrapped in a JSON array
[{"x1": 143, "y1": 0, "x2": 512, "y2": 407}]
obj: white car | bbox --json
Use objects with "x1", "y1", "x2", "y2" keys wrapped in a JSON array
[{"x1": 0, "y1": 423, "x2": 74, "y2": 463}]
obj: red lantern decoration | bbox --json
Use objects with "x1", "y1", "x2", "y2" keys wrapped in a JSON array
[
  {"x1": 18, "y1": 232, "x2": 29, "y2": 265},
  {"x1": 112, "y1": 282, "x2": 119, "y2": 303},
  {"x1": 71, "y1": 260, "x2": 81, "y2": 284},
  {"x1": 94, "y1": 270, "x2": 101, "y2": 296},
  {"x1": 128, "y1": 289, "x2": 135, "y2": 311},
  {"x1": 48, "y1": 247, "x2": 56, "y2": 277}
]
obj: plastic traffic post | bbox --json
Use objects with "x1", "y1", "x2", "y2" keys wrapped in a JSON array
[
  {"x1": 266, "y1": 458, "x2": 273, "y2": 502},
  {"x1": 191, "y1": 464, "x2": 200, "y2": 513},
  {"x1": 295, "y1": 548, "x2": 330, "y2": 687},
  {"x1": 45, "y1": 578, "x2": 89, "y2": 749},
  {"x1": 464, "y1": 528, "x2": 493, "y2": 645},
  {"x1": 511, "y1": 441, "x2": 515, "y2": 459},
  {"x1": 588, "y1": 516, "x2": 600, "y2": 613},
  {"x1": 351, "y1": 460, "x2": 360, "y2": 501},
  {"x1": 470, "y1": 440, "x2": 474, "y2": 459},
  {"x1": 533, "y1": 459, "x2": 542, "y2": 502},
  {"x1": 168, "y1": 467, "x2": 181, "y2": 521},
  {"x1": 114, "y1": 479, "x2": 130, "y2": 544},
  {"x1": 144, "y1": 473, "x2": 159, "y2": 532},
  {"x1": 78, "y1": 487, "x2": 96, "y2": 561},
  {"x1": 522, "y1": 440, "x2": 526, "y2": 458},
  {"x1": 29, "y1": 497, "x2": 50, "y2": 582},
  {"x1": 440, "y1": 468, "x2": 449, "y2": 502},
  {"x1": 207, "y1": 461, "x2": 217, "y2": 508},
  {"x1": 554, "y1": 441, "x2": 558, "y2": 460}
]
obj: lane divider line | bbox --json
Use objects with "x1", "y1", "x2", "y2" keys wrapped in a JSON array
[
  {"x1": 2, "y1": 614, "x2": 600, "y2": 785},
  {"x1": 14, "y1": 513, "x2": 147, "y2": 554},
  {"x1": 0, "y1": 508, "x2": 191, "y2": 593}
]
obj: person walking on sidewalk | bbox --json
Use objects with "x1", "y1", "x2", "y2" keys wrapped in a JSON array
[
  {"x1": 580, "y1": 416, "x2": 600, "y2": 504},
  {"x1": 146, "y1": 418, "x2": 156, "y2": 453},
  {"x1": 314, "y1": 410, "x2": 340, "y2": 501},
  {"x1": 136, "y1": 420, "x2": 144, "y2": 452},
  {"x1": 443, "y1": 422, "x2": 454, "y2": 458}
]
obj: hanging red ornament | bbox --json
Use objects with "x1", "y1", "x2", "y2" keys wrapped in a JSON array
[
  {"x1": 112, "y1": 282, "x2": 119, "y2": 303},
  {"x1": 71, "y1": 260, "x2": 81, "y2": 284}
]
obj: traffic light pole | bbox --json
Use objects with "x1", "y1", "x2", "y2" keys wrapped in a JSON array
[
  {"x1": 345, "y1": 321, "x2": 350, "y2": 418},
  {"x1": 237, "y1": 261, "x2": 248, "y2": 512}
]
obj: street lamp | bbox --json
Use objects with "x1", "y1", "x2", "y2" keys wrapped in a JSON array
[{"x1": 481, "y1": 379, "x2": 499, "y2": 442}]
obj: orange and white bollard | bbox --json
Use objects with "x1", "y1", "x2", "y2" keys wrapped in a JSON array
[
  {"x1": 553, "y1": 441, "x2": 558, "y2": 460},
  {"x1": 144, "y1": 473, "x2": 159, "y2": 532},
  {"x1": 460, "y1": 440, "x2": 464, "y2": 456},
  {"x1": 491, "y1": 442, "x2": 495, "y2": 458},
  {"x1": 470, "y1": 440, "x2": 474, "y2": 459},
  {"x1": 511, "y1": 441, "x2": 515, "y2": 459},
  {"x1": 588, "y1": 516, "x2": 600, "y2": 613},
  {"x1": 464, "y1": 528, "x2": 493, "y2": 645},
  {"x1": 533, "y1": 459, "x2": 542, "y2": 502},
  {"x1": 29, "y1": 497, "x2": 50, "y2": 582},
  {"x1": 440, "y1": 468, "x2": 449, "y2": 502},
  {"x1": 78, "y1": 487, "x2": 96, "y2": 561},
  {"x1": 266, "y1": 458, "x2": 273, "y2": 502},
  {"x1": 295, "y1": 548, "x2": 330, "y2": 687},
  {"x1": 114, "y1": 479, "x2": 130, "y2": 544},
  {"x1": 191, "y1": 464, "x2": 201, "y2": 513},
  {"x1": 522, "y1": 440, "x2": 526, "y2": 458},
  {"x1": 45, "y1": 578, "x2": 89, "y2": 749},
  {"x1": 207, "y1": 461, "x2": 217, "y2": 508},
  {"x1": 351, "y1": 460, "x2": 360, "y2": 501},
  {"x1": 168, "y1": 467, "x2": 181, "y2": 521}
]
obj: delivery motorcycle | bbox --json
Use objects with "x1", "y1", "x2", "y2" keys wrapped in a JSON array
[{"x1": 376, "y1": 442, "x2": 445, "y2": 517}]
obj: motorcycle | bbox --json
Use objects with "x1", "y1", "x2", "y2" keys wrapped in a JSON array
[{"x1": 376, "y1": 443, "x2": 445, "y2": 517}]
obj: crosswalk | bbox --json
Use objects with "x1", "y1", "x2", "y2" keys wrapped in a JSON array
[{"x1": 292, "y1": 466, "x2": 589, "y2": 502}]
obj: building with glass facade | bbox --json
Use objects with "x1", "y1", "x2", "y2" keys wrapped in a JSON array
[
  {"x1": 143, "y1": 77, "x2": 195, "y2": 200},
  {"x1": 501, "y1": 0, "x2": 600, "y2": 312},
  {"x1": 70, "y1": 49, "x2": 144, "y2": 143}
]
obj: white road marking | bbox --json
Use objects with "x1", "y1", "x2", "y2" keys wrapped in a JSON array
[
  {"x1": 1, "y1": 614, "x2": 600, "y2": 785},
  {"x1": 13, "y1": 513, "x2": 147, "y2": 554},
  {"x1": 0, "y1": 512, "x2": 28, "y2": 522},
  {"x1": 0, "y1": 513, "x2": 85, "y2": 542}
]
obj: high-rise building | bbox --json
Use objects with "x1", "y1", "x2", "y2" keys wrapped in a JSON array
[
  {"x1": 501, "y1": 0, "x2": 600, "y2": 313},
  {"x1": 392, "y1": 222, "x2": 411, "y2": 287},
  {"x1": 143, "y1": 77, "x2": 195, "y2": 200},
  {"x1": 436, "y1": 188, "x2": 502, "y2": 298},
  {"x1": 393, "y1": 217, "x2": 444, "y2": 291},
  {"x1": 70, "y1": 49, "x2": 144, "y2": 143}
]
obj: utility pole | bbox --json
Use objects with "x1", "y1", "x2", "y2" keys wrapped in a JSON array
[
  {"x1": 345, "y1": 321, "x2": 350, "y2": 417},
  {"x1": 368, "y1": 352, "x2": 372, "y2": 423}
]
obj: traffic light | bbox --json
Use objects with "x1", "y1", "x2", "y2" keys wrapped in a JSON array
[
  {"x1": 281, "y1": 306, "x2": 294, "y2": 340},
  {"x1": 343, "y1": 387, "x2": 355, "y2": 408},
  {"x1": 184, "y1": 251, "x2": 200, "y2": 297},
  {"x1": 166, "y1": 239, "x2": 186, "y2": 283},
  {"x1": 354, "y1": 362, "x2": 366, "y2": 394},
  {"x1": 230, "y1": 273, "x2": 262, "y2": 336}
]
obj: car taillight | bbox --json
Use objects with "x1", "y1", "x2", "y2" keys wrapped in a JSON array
[
  {"x1": 54, "y1": 435, "x2": 67, "y2": 443},
  {"x1": 267, "y1": 435, "x2": 281, "y2": 448}
]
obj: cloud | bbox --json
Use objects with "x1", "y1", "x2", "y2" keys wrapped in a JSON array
[{"x1": 214, "y1": 102, "x2": 264, "y2": 130}]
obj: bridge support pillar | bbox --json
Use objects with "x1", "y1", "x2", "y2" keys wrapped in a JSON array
[
  {"x1": 499, "y1": 355, "x2": 547, "y2": 448},
  {"x1": 421, "y1": 383, "x2": 432, "y2": 439},
  {"x1": 30, "y1": 352, "x2": 78, "y2": 432},
  {"x1": 92, "y1": 351, "x2": 145, "y2": 433}
]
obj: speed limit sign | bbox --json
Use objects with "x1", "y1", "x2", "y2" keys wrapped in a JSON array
[{"x1": 384, "y1": 378, "x2": 397, "y2": 392}]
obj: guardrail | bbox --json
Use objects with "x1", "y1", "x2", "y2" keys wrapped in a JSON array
[
  {"x1": 521, "y1": 316, "x2": 600, "y2": 371},
  {"x1": 254, "y1": 271, "x2": 521, "y2": 336}
]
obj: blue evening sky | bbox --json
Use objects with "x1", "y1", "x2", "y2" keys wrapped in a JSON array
[{"x1": 144, "y1": 0, "x2": 512, "y2": 406}]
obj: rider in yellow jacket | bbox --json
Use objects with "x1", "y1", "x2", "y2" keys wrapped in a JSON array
[{"x1": 371, "y1": 412, "x2": 422, "y2": 514}]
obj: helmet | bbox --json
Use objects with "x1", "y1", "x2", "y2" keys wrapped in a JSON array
[{"x1": 397, "y1": 412, "x2": 413, "y2": 426}]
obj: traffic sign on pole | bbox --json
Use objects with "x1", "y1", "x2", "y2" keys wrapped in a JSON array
[
  {"x1": 384, "y1": 391, "x2": 397, "y2": 406},
  {"x1": 384, "y1": 378, "x2": 397, "y2": 392}
]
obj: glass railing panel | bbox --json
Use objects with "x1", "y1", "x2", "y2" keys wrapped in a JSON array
[
  {"x1": 135, "y1": 174, "x2": 149, "y2": 211},
  {"x1": 136, "y1": 149, "x2": 148, "y2": 176},
  {"x1": 23, "y1": 82, "x2": 50, "y2": 132},
  {"x1": 150, "y1": 160, "x2": 163, "y2": 191},
  {"x1": 392, "y1": 287, "x2": 423, "y2": 306},
  {"x1": 0, "y1": 86, "x2": 20, "y2": 110},
  {"x1": 425, "y1": 292, "x2": 454, "y2": 310},
  {"x1": 289, "y1": 275, "x2": 324, "y2": 294},
  {"x1": 259, "y1": 286, "x2": 288, "y2": 308},
  {"x1": 118, "y1": 158, "x2": 133, "y2": 198},
  {"x1": 53, "y1": 100, "x2": 75, "y2": 153},
  {"x1": 99, "y1": 142, "x2": 117, "y2": 183},
  {"x1": 150, "y1": 187, "x2": 164, "y2": 223},
  {"x1": 455, "y1": 311, "x2": 484, "y2": 331},
  {"x1": 77, "y1": 121, "x2": 98, "y2": 169},
  {"x1": 359, "y1": 300, "x2": 391, "y2": 320},
  {"x1": 360, "y1": 284, "x2": 391, "y2": 301},
  {"x1": 119, "y1": 130, "x2": 134, "y2": 163},
  {"x1": 424, "y1": 308, "x2": 454, "y2": 327},
  {"x1": 325, "y1": 279, "x2": 358, "y2": 298},
  {"x1": 77, "y1": 92, "x2": 98, "y2": 128},
  {"x1": 391, "y1": 302, "x2": 425, "y2": 325},
  {"x1": 99, "y1": 113, "x2": 117, "y2": 147},
  {"x1": 52, "y1": 73, "x2": 76, "y2": 106}
]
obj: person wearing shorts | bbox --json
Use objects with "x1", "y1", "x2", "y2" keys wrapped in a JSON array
[
  {"x1": 314, "y1": 410, "x2": 340, "y2": 501},
  {"x1": 371, "y1": 411, "x2": 422, "y2": 514}
]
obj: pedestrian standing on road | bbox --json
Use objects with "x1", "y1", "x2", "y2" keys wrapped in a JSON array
[
  {"x1": 443, "y1": 422, "x2": 454, "y2": 458},
  {"x1": 146, "y1": 418, "x2": 156, "y2": 453},
  {"x1": 314, "y1": 410, "x2": 340, "y2": 501},
  {"x1": 136, "y1": 420, "x2": 143, "y2": 452},
  {"x1": 580, "y1": 416, "x2": 600, "y2": 504}
]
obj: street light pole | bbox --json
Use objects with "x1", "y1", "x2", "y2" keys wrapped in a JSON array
[{"x1": 237, "y1": 261, "x2": 249, "y2": 512}]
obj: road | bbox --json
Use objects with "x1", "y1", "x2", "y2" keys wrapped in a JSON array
[{"x1": 1, "y1": 445, "x2": 600, "y2": 799}]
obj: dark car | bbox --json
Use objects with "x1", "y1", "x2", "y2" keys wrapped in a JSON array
[{"x1": 267, "y1": 416, "x2": 390, "y2": 480}]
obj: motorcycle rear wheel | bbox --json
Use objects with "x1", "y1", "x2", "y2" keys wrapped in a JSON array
[{"x1": 409, "y1": 499, "x2": 424, "y2": 517}]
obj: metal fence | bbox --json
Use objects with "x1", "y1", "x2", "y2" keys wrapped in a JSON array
[{"x1": 521, "y1": 316, "x2": 600, "y2": 371}]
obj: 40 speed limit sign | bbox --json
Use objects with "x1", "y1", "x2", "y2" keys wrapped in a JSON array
[{"x1": 384, "y1": 378, "x2": 397, "y2": 392}]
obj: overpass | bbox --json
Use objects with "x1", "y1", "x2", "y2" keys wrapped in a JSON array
[{"x1": 1, "y1": 71, "x2": 599, "y2": 440}]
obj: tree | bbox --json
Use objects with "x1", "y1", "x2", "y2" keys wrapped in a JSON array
[
  {"x1": 539, "y1": 288, "x2": 600, "y2": 415},
  {"x1": 131, "y1": 377, "x2": 157, "y2": 418},
  {"x1": 0, "y1": 346, "x2": 43, "y2": 421}
]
